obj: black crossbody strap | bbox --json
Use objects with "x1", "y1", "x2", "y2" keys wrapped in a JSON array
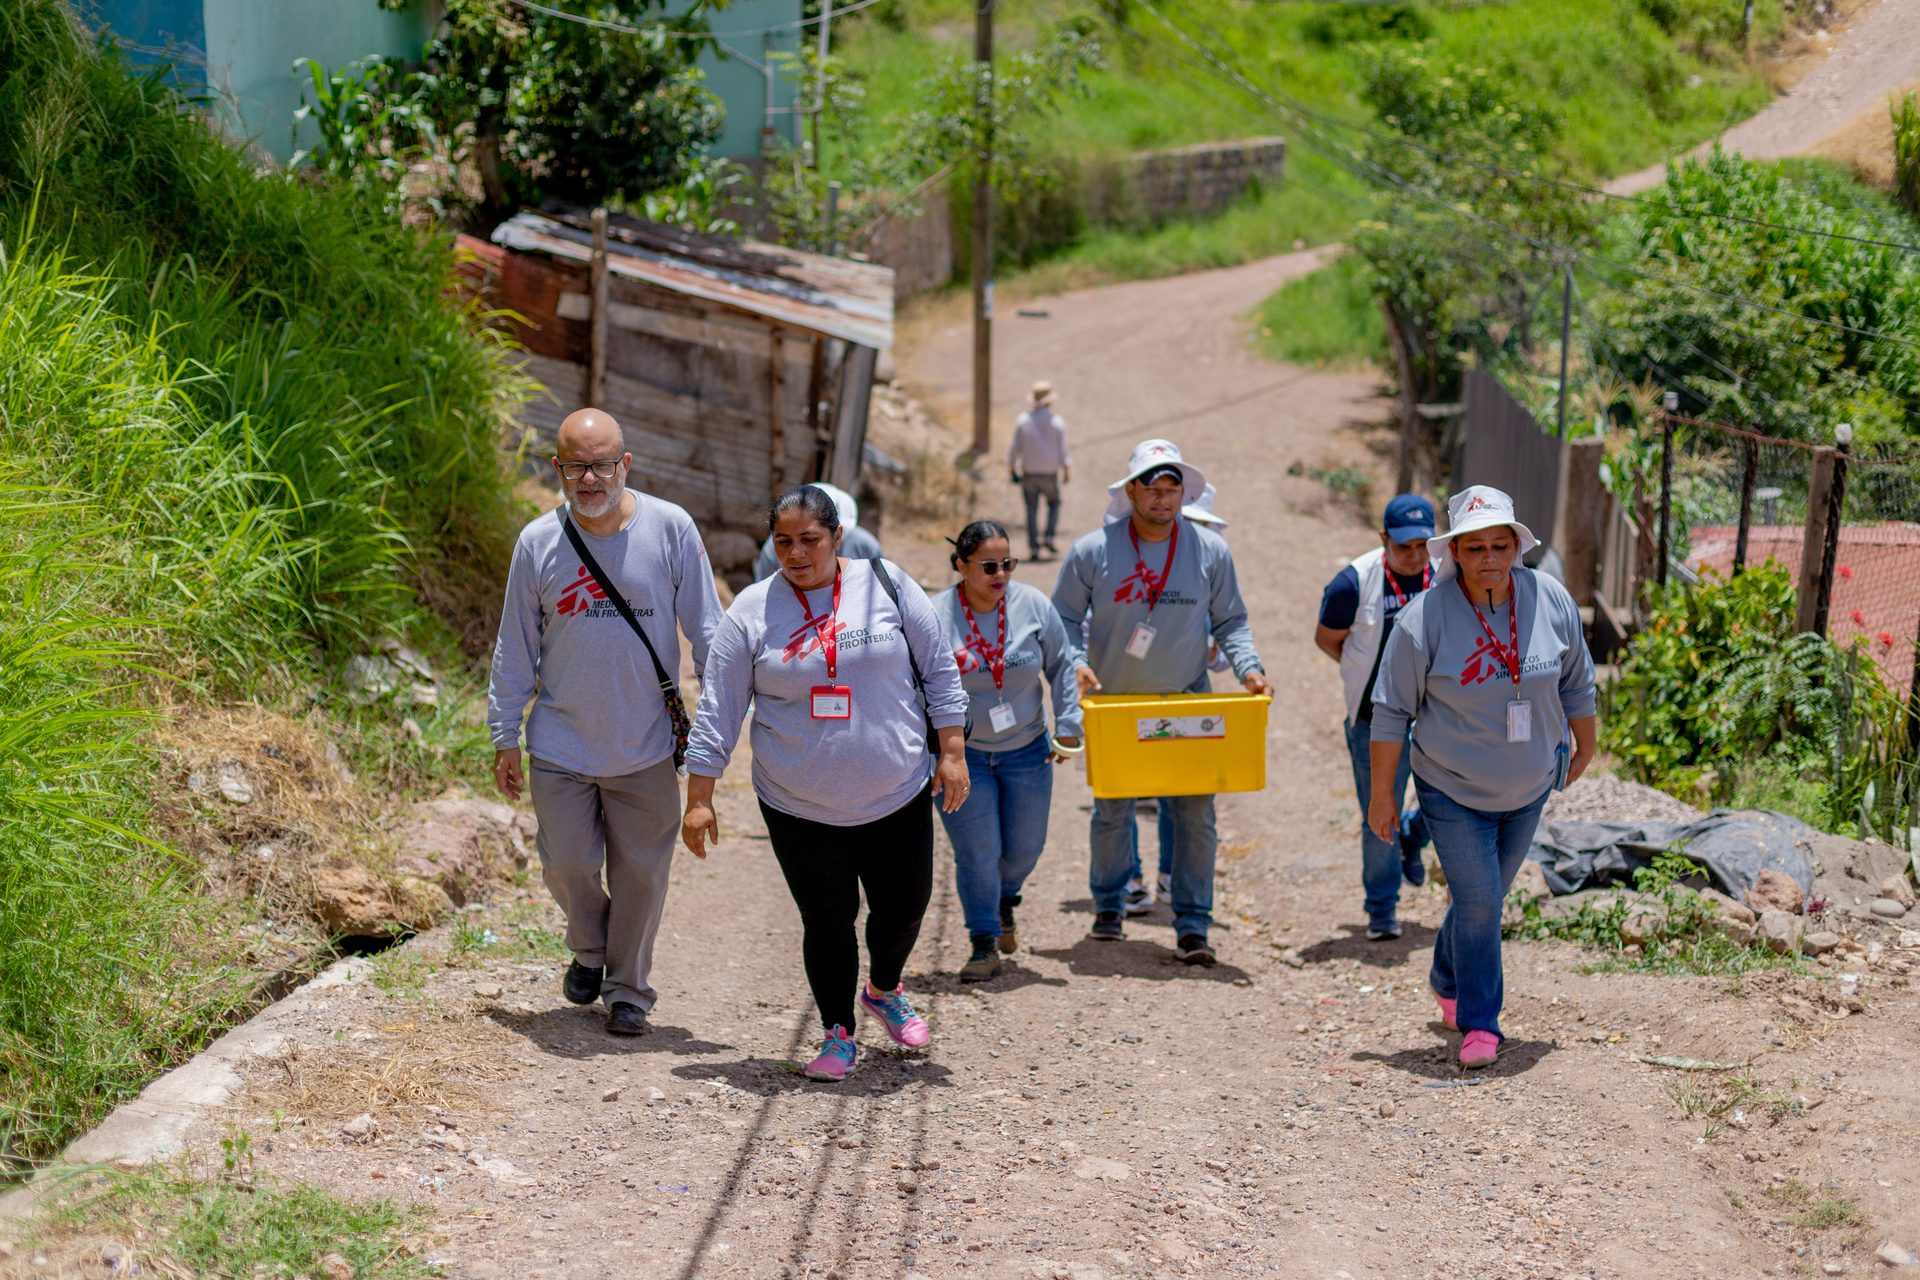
[
  {"x1": 562, "y1": 511, "x2": 674, "y2": 688},
  {"x1": 867, "y1": 556, "x2": 927, "y2": 694}
]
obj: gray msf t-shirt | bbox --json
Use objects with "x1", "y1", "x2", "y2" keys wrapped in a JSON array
[
  {"x1": 932, "y1": 580, "x2": 1083, "y2": 753},
  {"x1": 685, "y1": 558, "x2": 968, "y2": 826},
  {"x1": 1370, "y1": 567, "x2": 1597, "y2": 813}
]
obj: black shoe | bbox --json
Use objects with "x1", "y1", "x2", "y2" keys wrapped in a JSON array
[
  {"x1": 1175, "y1": 933, "x2": 1216, "y2": 966},
  {"x1": 607, "y1": 1000, "x2": 648, "y2": 1036},
  {"x1": 998, "y1": 899, "x2": 1019, "y2": 953},
  {"x1": 1091, "y1": 911, "x2": 1124, "y2": 942},
  {"x1": 563, "y1": 959, "x2": 603, "y2": 1006},
  {"x1": 960, "y1": 938, "x2": 1002, "y2": 983},
  {"x1": 1366, "y1": 921, "x2": 1404, "y2": 941}
]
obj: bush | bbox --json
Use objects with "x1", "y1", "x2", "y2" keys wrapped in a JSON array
[{"x1": 1894, "y1": 92, "x2": 1920, "y2": 220}]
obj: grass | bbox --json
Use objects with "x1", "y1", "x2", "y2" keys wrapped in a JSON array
[
  {"x1": 1762, "y1": 1177, "x2": 1866, "y2": 1231},
  {"x1": 1256, "y1": 250, "x2": 1385, "y2": 369},
  {"x1": 0, "y1": 1, "x2": 530, "y2": 1180},
  {"x1": 33, "y1": 1164, "x2": 435, "y2": 1279}
]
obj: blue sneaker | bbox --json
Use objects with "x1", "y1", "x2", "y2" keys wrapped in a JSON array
[
  {"x1": 804, "y1": 1026, "x2": 857, "y2": 1081},
  {"x1": 858, "y1": 984, "x2": 930, "y2": 1049},
  {"x1": 1399, "y1": 807, "x2": 1430, "y2": 887}
]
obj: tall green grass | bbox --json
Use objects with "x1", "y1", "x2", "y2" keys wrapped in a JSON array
[
  {"x1": 1255, "y1": 249, "x2": 1385, "y2": 370},
  {"x1": 0, "y1": 0, "x2": 531, "y2": 1177}
]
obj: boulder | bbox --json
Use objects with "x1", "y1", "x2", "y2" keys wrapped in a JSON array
[
  {"x1": 1881, "y1": 875, "x2": 1916, "y2": 911},
  {"x1": 1697, "y1": 888, "x2": 1757, "y2": 927},
  {"x1": 390, "y1": 795, "x2": 531, "y2": 906},
  {"x1": 1801, "y1": 930, "x2": 1842, "y2": 957},
  {"x1": 1745, "y1": 868, "x2": 1806, "y2": 916},
  {"x1": 1758, "y1": 909, "x2": 1803, "y2": 956},
  {"x1": 1870, "y1": 898, "x2": 1910, "y2": 919},
  {"x1": 311, "y1": 865, "x2": 449, "y2": 938}
]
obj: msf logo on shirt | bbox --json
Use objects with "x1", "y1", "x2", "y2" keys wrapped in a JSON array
[
  {"x1": 782, "y1": 616, "x2": 846, "y2": 664},
  {"x1": 1112, "y1": 563, "x2": 1167, "y2": 605},
  {"x1": 1461, "y1": 635, "x2": 1510, "y2": 687},
  {"x1": 952, "y1": 636, "x2": 1001, "y2": 675},
  {"x1": 555, "y1": 566, "x2": 606, "y2": 616}
]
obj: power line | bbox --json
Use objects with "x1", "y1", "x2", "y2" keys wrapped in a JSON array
[{"x1": 512, "y1": 0, "x2": 890, "y2": 42}]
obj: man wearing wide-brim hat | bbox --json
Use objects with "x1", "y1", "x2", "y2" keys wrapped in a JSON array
[
  {"x1": 1051, "y1": 439, "x2": 1272, "y2": 966},
  {"x1": 1009, "y1": 380, "x2": 1071, "y2": 560}
]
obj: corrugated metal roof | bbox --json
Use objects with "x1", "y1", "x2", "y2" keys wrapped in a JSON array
[{"x1": 491, "y1": 209, "x2": 895, "y2": 350}]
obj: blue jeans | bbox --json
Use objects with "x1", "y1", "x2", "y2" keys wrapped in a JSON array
[
  {"x1": 1416, "y1": 777, "x2": 1551, "y2": 1041},
  {"x1": 1126, "y1": 801, "x2": 1177, "y2": 882},
  {"x1": 937, "y1": 734, "x2": 1054, "y2": 940},
  {"x1": 1346, "y1": 717, "x2": 1415, "y2": 930},
  {"x1": 1091, "y1": 794, "x2": 1216, "y2": 938}
]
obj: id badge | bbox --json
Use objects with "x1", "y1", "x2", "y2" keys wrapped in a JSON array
[
  {"x1": 988, "y1": 701, "x2": 1018, "y2": 734},
  {"x1": 1125, "y1": 622, "x2": 1157, "y2": 660},
  {"x1": 811, "y1": 685, "x2": 852, "y2": 720},
  {"x1": 1506, "y1": 700, "x2": 1532, "y2": 743}
]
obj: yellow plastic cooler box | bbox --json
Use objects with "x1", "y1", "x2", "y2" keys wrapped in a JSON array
[{"x1": 1080, "y1": 692, "x2": 1272, "y2": 799}]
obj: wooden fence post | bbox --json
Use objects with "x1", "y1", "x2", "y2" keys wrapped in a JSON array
[
  {"x1": 1733, "y1": 433, "x2": 1757, "y2": 575},
  {"x1": 1796, "y1": 445, "x2": 1838, "y2": 635},
  {"x1": 588, "y1": 207, "x2": 609, "y2": 408},
  {"x1": 1555, "y1": 436, "x2": 1605, "y2": 607},
  {"x1": 1383, "y1": 297, "x2": 1419, "y2": 494},
  {"x1": 1656, "y1": 392, "x2": 1676, "y2": 587},
  {"x1": 1812, "y1": 425, "x2": 1852, "y2": 639}
]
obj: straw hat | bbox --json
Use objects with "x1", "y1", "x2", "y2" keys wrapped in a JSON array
[
  {"x1": 1427, "y1": 485, "x2": 1538, "y2": 582},
  {"x1": 1106, "y1": 438, "x2": 1207, "y2": 504},
  {"x1": 1030, "y1": 381, "x2": 1056, "y2": 406}
]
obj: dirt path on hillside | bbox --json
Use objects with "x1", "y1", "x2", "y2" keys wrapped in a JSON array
[
  {"x1": 18, "y1": 258, "x2": 1920, "y2": 1280},
  {"x1": 1607, "y1": 0, "x2": 1920, "y2": 194}
]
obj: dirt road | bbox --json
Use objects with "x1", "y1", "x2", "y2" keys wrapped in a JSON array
[
  {"x1": 1607, "y1": 0, "x2": 1920, "y2": 194},
  {"x1": 24, "y1": 256, "x2": 1920, "y2": 1280}
]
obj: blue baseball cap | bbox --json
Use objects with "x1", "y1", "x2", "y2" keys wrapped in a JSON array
[{"x1": 1382, "y1": 493, "x2": 1435, "y2": 544}]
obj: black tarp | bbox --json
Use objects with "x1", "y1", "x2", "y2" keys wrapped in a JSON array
[{"x1": 1527, "y1": 809, "x2": 1816, "y2": 899}]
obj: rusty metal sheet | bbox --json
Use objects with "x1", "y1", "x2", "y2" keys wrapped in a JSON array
[{"x1": 492, "y1": 210, "x2": 894, "y2": 350}]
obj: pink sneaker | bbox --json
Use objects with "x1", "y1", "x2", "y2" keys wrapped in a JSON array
[
  {"x1": 804, "y1": 1026, "x2": 857, "y2": 1082},
  {"x1": 1460, "y1": 1030, "x2": 1499, "y2": 1069},
  {"x1": 1434, "y1": 992, "x2": 1459, "y2": 1032},
  {"x1": 858, "y1": 983, "x2": 930, "y2": 1049}
]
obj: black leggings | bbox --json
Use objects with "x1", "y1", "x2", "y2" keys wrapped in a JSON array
[{"x1": 760, "y1": 786, "x2": 935, "y2": 1033}]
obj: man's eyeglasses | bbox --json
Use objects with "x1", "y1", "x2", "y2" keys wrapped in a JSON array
[
  {"x1": 555, "y1": 457, "x2": 624, "y2": 481},
  {"x1": 971, "y1": 558, "x2": 1018, "y2": 575}
]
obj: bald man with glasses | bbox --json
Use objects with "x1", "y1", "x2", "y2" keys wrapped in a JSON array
[{"x1": 487, "y1": 408, "x2": 724, "y2": 1036}]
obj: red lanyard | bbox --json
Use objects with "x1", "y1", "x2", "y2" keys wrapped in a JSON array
[
  {"x1": 958, "y1": 588, "x2": 1008, "y2": 691},
  {"x1": 1460, "y1": 572, "x2": 1521, "y2": 685},
  {"x1": 789, "y1": 572, "x2": 843, "y2": 680},
  {"x1": 1384, "y1": 562, "x2": 1432, "y2": 608},
  {"x1": 1127, "y1": 520, "x2": 1180, "y2": 613}
]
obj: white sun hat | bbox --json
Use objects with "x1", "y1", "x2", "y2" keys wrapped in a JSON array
[
  {"x1": 1183, "y1": 483, "x2": 1227, "y2": 529},
  {"x1": 1107, "y1": 438, "x2": 1207, "y2": 504},
  {"x1": 1428, "y1": 485, "x2": 1539, "y2": 582}
]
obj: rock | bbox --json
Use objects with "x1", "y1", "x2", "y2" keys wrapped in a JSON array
[
  {"x1": 215, "y1": 763, "x2": 257, "y2": 805},
  {"x1": 1712, "y1": 914, "x2": 1757, "y2": 945},
  {"x1": 1509, "y1": 861, "x2": 1551, "y2": 904},
  {"x1": 311, "y1": 865, "x2": 447, "y2": 937},
  {"x1": 0, "y1": 1239, "x2": 12, "y2": 1259},
  {"x1": 896, "y1": 1177, "x2": 918, "y2": 1194},
  {"x1": 1802, "y1": 931, "x2": 1843, "y2": 956},
  {"x1": 1152, "y1": 1236, "x2": 1193, "y2": 1265},
  {"x1": 1759, "y1": 910, "x2": 1804, "y2": 956},
  {"x1": 1825, "y1": 1262, "x2": 1849, "y2": 1275},
  {"x1": 1619, "y1": 906, "x2": 1665, "y2": 947},
  {"x1": 394, "y1": 876, "x2": 454, "y2": 929},
  {"x1": 705, "y1": 531, "x2": 761, "y2": 574},
  {"x1": 648, "y1": 1087, "x2": 667, "y2": 1102},
  {"x1": 474, "y1": 1156, "x2": 535, "y2": 1186},
  {"x1": 1871, "y1": 898, "x2": 1909, "y2": 919},
  {"x1": 320, "y1": 1251, "x2": 354, "y2": 1280},
  {"x1": 1746, "y1": 869, "x2": 1806, "y2": 916},
  {"x1": 342, "y1": 641, "x2": 440, "y2": 708},
  {"x1": 473, "y1": 982, "x2": 504, "y2": 1000},
  {"x1": 1876, "y1": 1240, "x2": 1915, "y2": 1267},
  {"x1": 1073, "y1": 1157, "x2": 1133, "y2": 1182},
  {"x1": 602, "y1": 1087, "x2": 621, "y2": 1103},
  {"x1": 1377, "y1": 1100, "x2": 1396, "y2": 1118},
  {"x1": 100, "y1": 1242, "x2": 131, "y2": 1270},
  {"x1": 1698, "y1": 888, "x2": 1757, "y2": 927},
  {"x1": 1883, "y1": 876, "x2": 1916, "y2": 910},
  {"x1": 1203, "y1": 1158, "x2": 1229, "y2": 1173},
  {"x1": 390, "y1": 796, "x2": 532, "y2": 905},
  {"x1": 342, "y1": 1113, "x2": 378, "y2": 1140}
]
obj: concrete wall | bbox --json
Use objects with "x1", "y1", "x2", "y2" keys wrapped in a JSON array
[{"x1": 1083, "y1": 136, "x2": 1289, "y2": 226}]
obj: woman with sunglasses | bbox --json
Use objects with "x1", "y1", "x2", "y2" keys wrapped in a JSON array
[{"x1": 932, "y1": 520, "x2": 1084, "y2": 981}]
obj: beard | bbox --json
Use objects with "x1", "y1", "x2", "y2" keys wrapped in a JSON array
[{"x1": 571, "y1": 484, "x2": 619, "y2": 518}]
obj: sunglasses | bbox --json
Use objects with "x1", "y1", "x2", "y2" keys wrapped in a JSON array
[{"x1": 970, "y1": 558, "x2": 1019, "y2": 575}]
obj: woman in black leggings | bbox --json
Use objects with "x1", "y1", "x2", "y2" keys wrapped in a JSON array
[{"x1": 682, "y1": 486, "x2": 971, "y2": 1081}]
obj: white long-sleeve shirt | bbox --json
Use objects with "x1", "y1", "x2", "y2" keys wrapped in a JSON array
[{"x1": 1009, "y1": 407, "x2": 1071, "y2": 474}]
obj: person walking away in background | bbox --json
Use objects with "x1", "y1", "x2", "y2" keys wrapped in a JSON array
[
  {"x1": 1009, "y1": 381, "x2": 1071, "y2": 560},
  {"x1": 681, "y1": 486, "x2": 970, "y2": 1082},
  {"x1": 1368, "y1": 485, "x2": 1596, "y2": 1069},
  {"x1": 933, "y1": 520, "x2": 1083, "y2": 982},
  {"x1": 1052, "y1": 439, "x2": 1271, "y2": 966},
  {"x1": 752, "y1": 482, "x2": 879, "y2": 580},
  {"x1": 488, "y1": 408, "x2": 723, "y2": 1037},
  {"x1": 1314, "y1": 493, "x2": 1439, "y2": 942}
]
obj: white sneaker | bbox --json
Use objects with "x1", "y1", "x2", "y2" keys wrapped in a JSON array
[
  {"x1": 1124, "y1": 877, "x2": 1154, "y2": 917},
  {"x1": 1156, "y1": 872, "x2": 1173, "y2": 902}
]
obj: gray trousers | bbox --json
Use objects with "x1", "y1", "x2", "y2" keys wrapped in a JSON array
[
  {"x1": 1020, "y1": 472, "x2": 1061, "y2": 553},
  {"x1": 529, "y1": 756, "x2": 680, "y2": 1011}
]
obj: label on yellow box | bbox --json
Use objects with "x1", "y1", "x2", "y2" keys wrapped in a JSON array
[{"x1": 1136, "y1": 714, "x2": 1225, "y2": 742}]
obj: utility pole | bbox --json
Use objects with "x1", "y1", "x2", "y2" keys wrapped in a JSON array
[
  {"x1": 970, "y1": 0, "x2": 995, "y2": 458},
  {"x1": 1554, "y1": 261, "x2": 1573, "y2": 439}
]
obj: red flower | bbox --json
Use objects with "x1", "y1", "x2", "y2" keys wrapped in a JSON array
[
  {"x1": 1850, "y1": 609, "x2": 1865, "y2": 626},
  {"x1": 1877, "y1": 631, "x2": 1896, "y2": 647},
  {"x1": 1837, "y1": 564, "x2": 1854, "y2": 580}
]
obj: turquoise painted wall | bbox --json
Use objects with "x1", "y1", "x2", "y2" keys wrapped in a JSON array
[
  {"x1": 693, "y1": 0, "x2": 805, "y2": 160},
  {"x1": 77, "y1": 0, "x2": 208, "y2": 89}
]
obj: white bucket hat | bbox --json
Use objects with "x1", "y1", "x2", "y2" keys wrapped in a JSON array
[
  {"x1": 1428, "y1": 485, "x2": 1538, "y2": 582},
  {"x1": 1107, "y1": 438, "x2": 1207, "y2": 505},
  {"x1": 1183, "y1": 483, "x2": 1227, "y2": 529}
]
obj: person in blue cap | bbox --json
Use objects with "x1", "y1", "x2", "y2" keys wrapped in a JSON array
[{"x1": 1314, "y1": 493, "x2": 1436, "y2": 940}]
